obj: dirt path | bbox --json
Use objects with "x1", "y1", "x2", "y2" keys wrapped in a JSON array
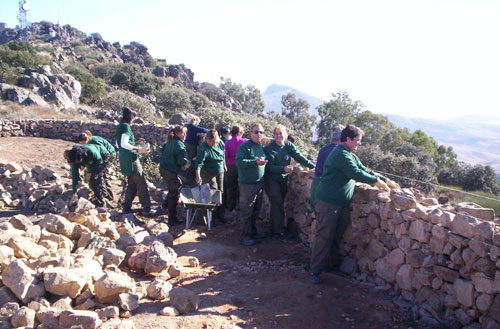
[{"x1": 0, "y1": 137, "x2": 433, "y2": 329}]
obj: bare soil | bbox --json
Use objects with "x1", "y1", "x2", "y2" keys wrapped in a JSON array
[{"x1": 0, "y1": 137, "x2": 434, "y2": 329}]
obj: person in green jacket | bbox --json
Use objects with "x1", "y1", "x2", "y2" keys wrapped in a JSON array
[
  {"x1": 160, "y1": 125, "x2": 188, "y2": 225},
  {"x1": 66, "y1": 144, "x2": 110, "y2": 208},
  {"x1": 236, "y1": 123, "x2": 268, "y2": 246},
  {"x1": 78, "y1": 130, "x2": 116, "y2": 203},
  {"x1": 115, "y1": 107, "x2": 155, "y2": 216},
  {"x1": 264, "y1": 125, "x2": 315, "y2": 239},
  {"x1": 310, "y1": 124, "x2": 393, "y2": 284},
  {"x1": 194, "y1": 129, "x2": 226, "y2": 222}
]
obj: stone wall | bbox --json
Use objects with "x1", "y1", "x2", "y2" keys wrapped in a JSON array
[
  {"x1": 0, "y1": 119, "x2": 173, "y2": 146},
  {"x1": 286, "y1": 168, "x2": 500, "y2": 328}
]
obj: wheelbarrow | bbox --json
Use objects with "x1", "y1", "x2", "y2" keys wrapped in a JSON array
[{"x1": 179, "y1": 183, "x2": 222, "y2": 230}]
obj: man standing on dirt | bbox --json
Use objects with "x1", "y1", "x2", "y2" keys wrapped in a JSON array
[
  {"x1": 236, "y1": 123, "x2": 268, "y2": 246},
  {"x1": 310, "y1": 124, "x2": 391, "y2": 284},
  {"x1": 66, "y1": 144, "x2": 111, "y2": 208}
]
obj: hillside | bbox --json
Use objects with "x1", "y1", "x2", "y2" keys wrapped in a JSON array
[{"x1": 386, "y1": 114, "x2": 500, "y2": 174}]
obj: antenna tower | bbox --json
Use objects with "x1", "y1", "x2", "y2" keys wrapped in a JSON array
[{"x1": 17, "y1": 0, "x2": 29, "y2": 39}]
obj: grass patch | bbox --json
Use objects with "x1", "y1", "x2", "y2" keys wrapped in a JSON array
[{"x1": 439, "y1": 185, "x2": 500, "y2": 216}]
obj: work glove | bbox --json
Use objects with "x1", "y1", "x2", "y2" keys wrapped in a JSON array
[
  {"x1": 385, "y1": 178, "x2": 400, "y2": 189},
  {"x1": 373, "y1": 179, "x2": 390, "y2": 192}
]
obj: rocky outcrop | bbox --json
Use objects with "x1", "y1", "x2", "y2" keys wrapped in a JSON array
[{"x1": 1, "y1": 65, "x2": 82, "y2": 109}]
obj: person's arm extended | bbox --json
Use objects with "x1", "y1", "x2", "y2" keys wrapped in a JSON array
[
  {"x1": 120, "y1": 134, "x2": 138, "y2": 151},
  {"x1": 338, "y1": 151, "x2": 378, "y2": 184},
  {"x1": 71, "y1": 163, "x2": 79, "y2": 193},
  {"x1": 289, "y1": 143, "x2": 315, "y2": 169}
]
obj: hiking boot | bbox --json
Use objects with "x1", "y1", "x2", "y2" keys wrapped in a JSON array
[
  {"x1": 140, "y1": 209, "x2": 158, "y2": 217},
  {"x1": 310, "y1": 272, "x2": 321, "y2": 284}
]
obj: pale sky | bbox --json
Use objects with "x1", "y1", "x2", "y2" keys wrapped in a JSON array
[{"x1": 1, "y1": 0, "x2": 500, "y2": 119}]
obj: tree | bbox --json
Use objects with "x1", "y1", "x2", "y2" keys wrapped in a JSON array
[
  {"x1": 353, "y1": 111, "x2": 394, "y2": 146},
  {"x1": 281, "y1": 93, "x2": 316, "y2": 140},
  {"x1": 243, "y1": 85, "x2": 265, "y2": 114},
  {"x1": 219, "y1": 77, "x2": 245, "y2": 104},
  {"x1": 316, "y1": 91, "x2": 363, "y2": 146}
]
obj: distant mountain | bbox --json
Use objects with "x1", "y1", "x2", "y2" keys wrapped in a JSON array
[
  {"x1": 386, "y1": 114, "x2": 500, "y2": 173},
  {"x1": 262, "y1": 84, "x2": 325, "y2": 116}
]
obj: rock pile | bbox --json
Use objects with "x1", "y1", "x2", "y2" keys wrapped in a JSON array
[
  {"x1": 0, "y1": 194, "x2": 200, "y2": 328},
  {"x1": 284, "y1": 167, "x2": 500, "y2": 328}
]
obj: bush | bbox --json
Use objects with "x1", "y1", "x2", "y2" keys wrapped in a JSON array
[
  {"x1": 92, "y1": 62, "x2": 165, "y2": 95},
  {"x1": 96, "y1": 90, "x2": 158, "y2": 121},
  {"x1": 0, "y1": 41, "x2": 51, "y2": 84},
  {"x1": 155, "y1": 86, "x2": 192, "y2": 117},
  {"x1": 64, "y1": 64, "x2": 107, "y2": 104}
]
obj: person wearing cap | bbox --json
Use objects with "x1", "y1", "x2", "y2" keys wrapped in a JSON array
[
  {"x1": 310, "y1": 124, "x2": 391, "y2": 284},
  {"x1": 78, "y1": 130, "x2": 116, "y2": 203},
  {"x1": 66, "y1": 144, "x2": 110, "y2": 208},
  {"x1": 160, "y1": 125, "x2": 188, "y2": 225},
  {"x1": 236, "y1": 123, "x2": 268, "y2": 246},
  {"x1": 115, "y1": 107, "x2": 155, "y2": 215},
  {"x1": 309, "y1": 124, "x2": 345, "y2": 213},
  {"x1": 264, "y1": 125, "x2": 315, "y2": 239},
  {"x1": 224, "y1": 125, "x2": 248, "y2": 213}
]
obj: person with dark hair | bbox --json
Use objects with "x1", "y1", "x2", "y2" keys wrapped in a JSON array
[
  {"x1": 78, "y1": 130, "x2": 116, "y2": 203},
  {"x1": 65, "y1": 144, "x2": 110, "y2": 208},
  {"x1": 224, "y1": 125, "x2": 247, "y2": 213},
  {"x1": 264, "y1": 125, "x2": 314, "y2": 239},
  {"x1": 115, "y1": 107, "x2": 155, "y2": 215},
  {"x1": 236, "y1": 123, "x2": 268, "y2": 246},
  {"x1": 310, "y1": 124, "x2": 394, "y2": 284},
  {"x1": 160, "y1": 125, "x2": 188, "y2": 225},
  {"x1": 194, "y1": 129, "x2": 226, "y2": 222},
  {"x1": 218, "y1": 127, "x2": 230, "y2": 143},
  {"x1": 287, "y1": 134, "x2": 295, "y2": 144},
  {"x1": 309, "y1": 124, "x2": 345, "y2": 213}
]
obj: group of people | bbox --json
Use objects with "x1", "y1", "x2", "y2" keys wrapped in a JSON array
[{"x1": 65, "y1": 107, "x2": 400, "y2": 285}]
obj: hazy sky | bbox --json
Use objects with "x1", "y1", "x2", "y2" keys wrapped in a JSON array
[{"x1": 1, "y1": 0, "x2": 500, "y2": 119}]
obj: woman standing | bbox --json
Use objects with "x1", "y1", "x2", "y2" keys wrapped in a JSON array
[
  {"x1": 224, "y1": 125, "x2": 247, "y2": 212},
  {"x1": 264, "y1": 125, "x2": 315, "y2": 239},
  {"x1": 160, "y1": 125, "x2": 188, "y2": 225},
  {"x1": 194, "y1": 129, "x2": 226, "y2": 221},
  {"x1": 115, "y1": 107, "x2": 155, "y2": 215}
]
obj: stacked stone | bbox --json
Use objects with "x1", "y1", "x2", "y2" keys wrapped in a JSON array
[
  {"x1": 282, "y1": 167, "x2": 500, "y2": 328},
  {"x1": 0, "y1": 196, "x2": 199, "y2": 328},
  {"x1": 0, "y1": 119, "x2": 173, "y2": 146}
]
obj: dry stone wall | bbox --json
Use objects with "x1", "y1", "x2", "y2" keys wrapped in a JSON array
[
  {"x1": 0, "y1": 119, "x2": 173, "y2": 146},
  {"x1": 286, "y1": 168, "x2": 500, "y2": 328}
]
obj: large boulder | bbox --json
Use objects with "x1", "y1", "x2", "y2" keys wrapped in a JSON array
[
  {"x1": 144, "y1": 241, "x2": 177, "y2": 274},
  {"x1": 2, "y1": 260, "x2": 37, "y2": 303},
  {"x1": 168, "y1": 287, "x2": 200, "y2": 314},
  {"x1": 59, "y1": 310, "x2": 101, "y2": 329},
  {"x1": 95, "y1": 272, "x2": 135, "y2": 304},
  {"x1": 43, "y1": 267, "x2": 88, "y2": 298}
]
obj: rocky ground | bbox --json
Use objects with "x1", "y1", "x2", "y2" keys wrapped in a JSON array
[{"x1": 0, "y1": 137, "x2": 437, "y2": 329}]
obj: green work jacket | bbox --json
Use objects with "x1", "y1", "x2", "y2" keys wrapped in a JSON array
[
  {"x1": 71, "y1": 144, "x2": 105, "y2": 192},
  {"x1": 160, "y1": 137, "x2": 187, "y2": 174},
  {"x1": 115, "y1": 122, "x2": 138, "y2": 176},
  {"x1": 236, "y1": 139, "x2": 266, "y2": 184},
  {"x1": 90, "y1": 136, "x2": 115, "y2": 155},
  {"x1": 194, "y1": 140, "x2": 225, "y2": 174},
  {"x1": 316, "y1": 144, "x2": 386, "y2": 207},
  {"x1": 264, "y1": 140, "x2": 315, "y2": 182}
]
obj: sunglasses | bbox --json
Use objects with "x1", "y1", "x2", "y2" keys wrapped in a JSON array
[{"x1": 253, "y1": 130, "x2": 264, "y2": 134}]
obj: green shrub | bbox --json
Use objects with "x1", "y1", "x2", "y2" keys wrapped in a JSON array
[
  {"x1": 155, "y1": 86, "x2": 192, "y2": 117},
  {"x1": 92, "y1": 62, "x2": 165, "y2": 95},
  {"x1": 0, "y1": 41, "x2": 51, "y2": 84},
  {"x1": 64, "y1": 64, "x2": 107, "y2": 104},
  {"x1": 96, "y1": 90, "x2": 157, "y2": 120}
]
